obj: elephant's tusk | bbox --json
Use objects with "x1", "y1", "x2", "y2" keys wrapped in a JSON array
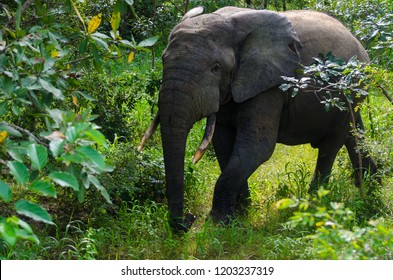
[
  {"x1": 192, "y1": 114, "x2": 216, "y2": 164},
  {"x1": 137, "y1": 112, "x2": 160, "y2": 152}
]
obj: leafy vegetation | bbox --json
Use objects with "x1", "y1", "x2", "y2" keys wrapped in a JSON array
[{"x1": 1, "y1": 0, "x2": 393, "y2": 260}]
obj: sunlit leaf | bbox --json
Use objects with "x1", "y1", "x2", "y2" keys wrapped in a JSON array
[
  {"x1": 110, "y1": 11, "x2": 121, "y2": 37},
  {"x1": 15, "y1": 200, "x2": 54, "y2": 225},
  {"x1": 85, "y1": 129, "x2": 107, "y2": 146},
  {"x1": 2, "y1": 220, "x2": 17, "y2": 246},
  {"x1": 138, "y1": 36, "x2": 159, "y2": 47},
  {"x1": 72, "y1": 95, "x2": 78, "y2": 107},
  {"x1": 88, "y1": 13, "x2": 101, "y2": 34},
  {"x1": 276, "y1": 198, "x2": 299, "y2": 209}
]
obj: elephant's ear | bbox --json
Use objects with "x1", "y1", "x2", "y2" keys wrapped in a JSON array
[{"x1": 231, "y1": 11, "x2": 301, "y2": 103}]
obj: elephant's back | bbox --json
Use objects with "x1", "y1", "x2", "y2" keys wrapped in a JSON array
[{"x1": 281, "y1": 10, "x2": 369, "y2": 65}]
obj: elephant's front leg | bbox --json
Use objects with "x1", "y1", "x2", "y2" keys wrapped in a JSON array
[{"x1": 210, "y1": 91, "x2": 283, "y2": 224}]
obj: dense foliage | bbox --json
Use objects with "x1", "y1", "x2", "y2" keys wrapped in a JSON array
[{"x1": 1, "y1": 0, "x2": 392, "y2": 260}]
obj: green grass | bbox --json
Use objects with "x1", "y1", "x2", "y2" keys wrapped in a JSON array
[{"x1": 3, "y1": 125, "x2": 392, "y2": 260}]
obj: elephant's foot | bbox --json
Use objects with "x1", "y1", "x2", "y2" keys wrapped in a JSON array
[
  {"x1": 210, "y1": 203, "x2": 235, "y2": 225},
  {"x1": 235, "y1": 197, "x2": 251, "y2": 217},
  {"x1": 169, "y1": 212, "x2": 196, "y2": 233}
]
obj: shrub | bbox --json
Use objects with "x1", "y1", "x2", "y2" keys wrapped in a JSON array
[{"x1": 278, "y1": 188, "x2": 393, "y2": 259}]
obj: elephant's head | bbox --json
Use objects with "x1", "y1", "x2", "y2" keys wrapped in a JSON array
[{"x1": 139, "y1": 7, "x2": 301, "y2": 232}]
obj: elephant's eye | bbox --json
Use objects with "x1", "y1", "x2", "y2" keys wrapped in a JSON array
[{"x1": 211, "y1": 62, "x2": 221, "y2": 73}]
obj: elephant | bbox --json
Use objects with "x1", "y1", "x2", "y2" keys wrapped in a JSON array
[{"x1": 138, "y1": 6, "x2": 378, "y2": 232}]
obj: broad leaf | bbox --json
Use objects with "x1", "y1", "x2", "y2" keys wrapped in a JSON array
[
  {"x1": 0, "y1": 179, "x2": 12, "y2": 202},
  {"x1": 88, "y1": 13, "x2": 101, "y2": 34},
  {"x1": 27, "y1": 144, "x2": 48, "y2": 171},
  {"x1": 29, "y1": 180, "x2": 57, "y2": 197},
  {"x1": 138, "y1": 36, "x2": 159, "y2": 47},
  {"x1": 276, "y1": 198, "x2": 299, "y2": 210},
  {"x1": 8, "y1": 161, "x2": 29, "y2": 186},
  {"x1": 49, "y1": 171, "x2": 79, "y2": 191},
  {"x1": 1, "y1": 220, "x2": 17, "y2": 246},
  {"x1": 88, "y1": 175, "x2": 112, "y2": 204},
  {"x1": 76, "y1": 146, "x2": 106, "y2": 171},
  {"x1": 0, "y1": 102, "x2": 8, "y2": 117},
  {"x1": 91, "y1": 35, "x2": 109, "y2": 51},
  {"x1": 128, "y1": 51, "x2": 135, "y2": 63},
  {"x1": 85, "y1": 129, "x2": 107, "y2": 146},
  {"x1": 14, "y1": 200, "x2": 54, "y2": 225},
  {"x1": 49, "y1": 139, "x2": 66, "y2": 157},
  {"x1": 39, "y1": 78, "x2": 63, "y2": 99},
  {"x1": 110, "y1": 11, "x2": 121, "y2": 36},
  {"x1": 0, "y1": 122, "x2": 22, "y2": 137}
]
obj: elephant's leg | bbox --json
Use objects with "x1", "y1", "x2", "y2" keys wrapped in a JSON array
[
  {"x1": 211, "y1": 91, "x2": 283, "y2": 223},
  {"x1": 213, "y1": 117, "x2": 250, "y2": 215},
  {"x1": 344, "y1": 117, "x2": 378, "y2": 187},
  {"x1": 309, "y1": 147, "x2": 340, "y2": 192},
  {"x1": 309, "y1": 112, "x2": 354, "y2": 192}
]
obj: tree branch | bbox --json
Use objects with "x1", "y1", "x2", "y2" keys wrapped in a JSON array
[
  {"x1": 4, "y1": 0, "x2": 35, "y2": 29},
  {"x1": 377, "y1": 84, "x2": 393, "y2": 106},
  {"x1": 0, "y1": 121, "x2": 48, "y2": 147}
]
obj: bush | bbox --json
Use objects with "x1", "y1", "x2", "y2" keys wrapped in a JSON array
[{"x1": 278, "y1": 188, "x2": 393, "y2": 259}]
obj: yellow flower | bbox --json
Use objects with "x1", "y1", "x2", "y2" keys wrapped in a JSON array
[{"x1": 0, "y1": 130, "x2": 8, "y2": 144}]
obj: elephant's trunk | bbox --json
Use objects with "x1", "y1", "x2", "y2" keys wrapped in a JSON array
[{"x1": 159, "y1": 86, "x2": 197, "y2": 232}]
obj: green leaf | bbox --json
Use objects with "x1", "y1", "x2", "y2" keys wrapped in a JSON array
[
  {"x1": 29, "y1": 180, "x2": 57, "y2": 197},
  {"x1": 65, "y1": 126, "x2": 79, "y2": 143},
  {"x1": 88, "y1": 175, "x2": 112, "y2": 204},
  {"x1": 76, "y1": 146, "x2": 106, "y2": 170},
  {"x1": 77, "y1": 183, "x2": 86, "y2": 203},
  {"x1": 49, "y1": 171, "x2": 79, "y2": 191},
  {"x1": 49, "y1": 139, "x2": 66, "y2": 157},
  {"x1": 14, "y1": 200, "x2": 54, "y2": 225},
  {"x1": 0, "y1": 123, "x2": 23, "y2": 137},
  {"x1": 276, "y1": 198, "x2": 299, "y2": 210},
  {"x1": 39, "y1": 78, "x2": 63, "y2": 99},
  {"x1": 91, "y1": 35, "x2": 109, "y2": 51},
  {"x1": 138, "y1": 36, "x2": 159, "y2": 47},
  {"x1": 85, "y1": 129, "x2": 107, "y2": 146},
  {"x1": 27, "y1": 144, "x2": 48, "y2": 171},
  {"x1": 0, "y1": 102, "x2": 8, "y2": 117},
  {"x1": 7, "y1": 161, "x2": 29, "y2": 186},
  {"x1": 0, "y1": 179, "x2": 12, "y2": 202},
  {"x1": 1, "y1": 220, "x2": 17, "y2": 246},
  {"x1": 61, "y1": 152, "x2": 85, "y2": 163},
  {"x1": 110, "y1": 11, "x2": 121, "y2": 36}
]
